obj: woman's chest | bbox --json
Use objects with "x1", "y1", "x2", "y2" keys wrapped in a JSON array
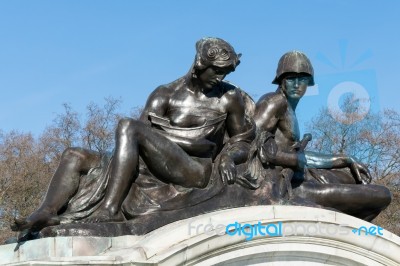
[{"x1": 166, "y1": 94, "x2": 226, "y2": 128}]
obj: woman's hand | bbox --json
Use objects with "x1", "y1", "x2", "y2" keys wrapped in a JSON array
[{"x1": 219, "y1": 154, "x2": 237, "y2": 185}]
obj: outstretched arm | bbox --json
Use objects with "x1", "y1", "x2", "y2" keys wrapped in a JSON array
[
  {"x1": 305, "y1": 151, "x2": 372, "y2": 184},
  {"x1": 305, "y1": 151, "x2": 353, "y2": 168}
]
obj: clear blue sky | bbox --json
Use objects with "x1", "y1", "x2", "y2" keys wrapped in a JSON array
[{"x1": 0, "y1": 0, "x2": 399, "y2": 136}]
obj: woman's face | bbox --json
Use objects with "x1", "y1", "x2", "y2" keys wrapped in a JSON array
[{"x1": 198, "y1": 66, "x2": 232, "y2": 90}]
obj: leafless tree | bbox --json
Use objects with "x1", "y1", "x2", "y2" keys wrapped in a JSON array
[
  {"x1": 306, "y1": 95, "x2": 400, "y2": 235},
  {"x1": 0, "y1": 97, "x2": 142, "y2": 243},
  {"x1": 81, "y1": 97, "x2": 123, "y2": 154},
  {"x1": 0, "y1": 131, "x2": 53, "y2": 243},
  {"x1": 39, "y1": 103, "x2": 81, "y2": 162},
  {"x1": 306, "y1": 95, "x2": 400, "y2": 180}
]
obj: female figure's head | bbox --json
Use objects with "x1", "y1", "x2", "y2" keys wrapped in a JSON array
[{"x1": 191, "y1": 37, "x2": 241, "y2": 89}]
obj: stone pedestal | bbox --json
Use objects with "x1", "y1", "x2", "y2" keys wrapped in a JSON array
[{"x1": 1, "y1": 205, "x2": 400, "y2": 265}]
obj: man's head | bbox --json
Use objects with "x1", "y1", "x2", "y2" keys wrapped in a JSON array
[
  {"x1": 281, "y1": 74, "x2": 312, "y2": 100},
  {"x1": 193, "y1": 37, "x2": 241, "y2": 73},
  {"x1": 273, "y1": 51, "x2": 314, "y2": 100},
  {"x1": 272, "y1": 51, "x2": 314, "y2": 86}
]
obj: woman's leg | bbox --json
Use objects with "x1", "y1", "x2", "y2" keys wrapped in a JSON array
[
  {"x1": 90, "y1": 118, "x2": 212, "y2": 222},
  {"x1": 12, "y1": 147, "x2": 101, "y2": 231}
]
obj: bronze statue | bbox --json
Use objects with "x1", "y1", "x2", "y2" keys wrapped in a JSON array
[
  {"x1": 11, "y1": 44, "x2": 392, "y2": 242},
  {"x1": 253, "y1": 51, "x2": 391, "y2": 221},
  {"x1": 12, "y1": 37, "x2": 257, "y2": 239}
]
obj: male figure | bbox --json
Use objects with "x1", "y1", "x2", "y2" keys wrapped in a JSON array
[
  {"x1": 254, "y1": 51, "x2": 391, "y2": 221},
  {"x1": 13, "y1": 37, "x2": 252, "y2": 234}
]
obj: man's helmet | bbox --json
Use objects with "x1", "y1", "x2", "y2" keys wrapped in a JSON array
[
  {"x1": 193, "y1": 37, "x2": 241, "y2": 71},
  {"x1": 272, "y1": 51, "x2": 314, "y2": 85}
]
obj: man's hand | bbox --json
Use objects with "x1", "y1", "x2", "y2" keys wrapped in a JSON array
[
  {"x1": 258, "y1": 135, "x2": 278, "y2": 164},
  {"x1": 349, "y1": 158, "x2": 372, "y2": 184},
  {"x1": 219, "y1": 154, "x2": 237, "y2": 185}
]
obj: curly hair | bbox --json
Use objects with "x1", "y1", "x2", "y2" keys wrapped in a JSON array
[{"x1": 193, "y1": 37, "x2": 241, "y2": 71}]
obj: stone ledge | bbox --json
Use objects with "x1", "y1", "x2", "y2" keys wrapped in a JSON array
[{"x1": 1, "y1": 205, "x2": 399, "y2": 265}]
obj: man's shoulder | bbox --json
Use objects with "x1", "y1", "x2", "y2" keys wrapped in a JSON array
[
  {"x1": 257, "y1": 90, "x2": 286, "y2": 104},
  {"x1": 256, "y1": 90, "x2": 287, "y2": 111}
]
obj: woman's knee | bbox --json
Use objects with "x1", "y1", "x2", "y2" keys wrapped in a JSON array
[
  {"x1": 117, "y1": 118, "x2": 144, "y2": 138},
  {"x1": 61, "y1": 147, "x2": 99, "y2": 169},
  {"x1": 62, "y1": 147, "x2": 87, "y2": 161}
]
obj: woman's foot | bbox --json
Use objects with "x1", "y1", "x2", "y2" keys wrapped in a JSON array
[
  {"x1": 11, "y1": 210, "x2": 60, "y2": 243},
  {"x1": 11, "y1": 210, "x2": 60, "y2": 232}
]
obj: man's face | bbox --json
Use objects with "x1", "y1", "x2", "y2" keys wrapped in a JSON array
[
  {"x1": 198, "y1": 66, "x2": 232, "y2": 90},
  {"x1": 283, "y1": 76, "x2": 310, "y2": 100}
]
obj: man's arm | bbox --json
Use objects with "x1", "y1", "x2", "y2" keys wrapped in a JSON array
[
  {"x1": 253, "y1": 93, "x2": 304, "y2": 169},
  {"x1": 305, "y1": 151, "x2": 372, "y2": 184},
  {"x1": 305, "y1": 151, "x2": 354, "y2": 168},
  {"x1": 253, "y1": 92, "x2": 283, "y2": 133}
]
